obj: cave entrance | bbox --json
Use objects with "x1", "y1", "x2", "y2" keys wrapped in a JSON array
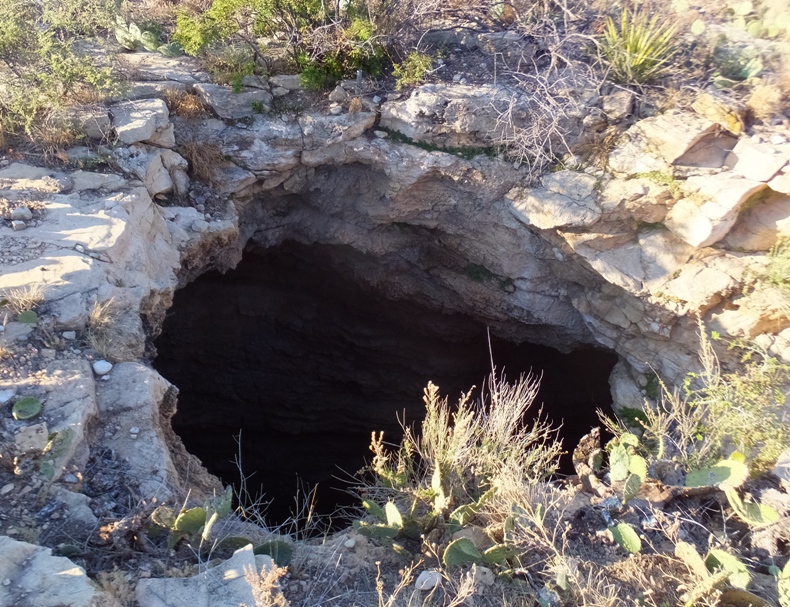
[{"x1": 153, "y1": 242, "x2": 617, "y2": 525}]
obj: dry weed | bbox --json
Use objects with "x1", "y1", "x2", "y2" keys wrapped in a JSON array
[
  {"x1": 96, "y1": 566, "x2": 134, "y2": 607},
  {"x1": 748, "y1": 81, "x2": 785, "y2": 123},
  {"x1": 242, "y1": 562, "x2": 289, "y2": 607},
  {"x1": 1, "y1": 283, "x2": 45, "y2": 314},
  {"x1": 164, "y1": 89, "x2": 211, "y2": 120},
  {"x1": 348, "y1": 97, "x2": 363, "y2": 114},
  {"x1": 180, "y1": 141, "x2": 225, "y2": 183},
  {"x1": 87, "y1": 298, "x2": 142, "y2": 362}
]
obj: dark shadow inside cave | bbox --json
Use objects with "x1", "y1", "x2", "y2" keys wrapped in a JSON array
[{"x1": 153, "y1": 242, "x2": 618, "y2": 525}]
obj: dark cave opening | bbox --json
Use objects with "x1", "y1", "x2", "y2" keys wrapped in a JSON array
[{"x1": 153, "y1": 242, "x2": 618, "y2": 525}]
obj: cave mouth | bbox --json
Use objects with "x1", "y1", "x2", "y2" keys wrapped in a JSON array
[{"x1": 153, "y1": 241, "x2": 618, "y2": 525}]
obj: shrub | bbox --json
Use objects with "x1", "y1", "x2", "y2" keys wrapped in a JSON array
[
  {"x1": 392, "y1": 51, "x2": 432, "y2": 89},
  {"x1": 0, "y1": 0, "x2": 118, "y2": 151},
  {"x1": 600, "y1": 5, "x2": 678, "y2": 84},
  {"x1": 174, "y1": 0, "x2": 384, "y2": 89}
]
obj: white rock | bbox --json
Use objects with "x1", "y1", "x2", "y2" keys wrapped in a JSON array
[
  {"x1": 111, "y1": 99, "x2": 171, "y2": 146},
  {"x1": 194, "y1": 83, "x2": 273, "y2": 120},
  {"x1": 0, "y1": 388, "x2": 15, "y2": 404},
  {"x1": 0, "y1": 483, "x2": 14, "y2": 496},
  {"x1": 473, "y1": 565, "x2": 496, "y2": 587},
  {"x1": 191, "y1": 219, "x2": 209, "y2": 232},
  {"x1": 452, "y1": 73, "x2": 462, "y2": 82},
  {"x1": 415, "y1": 570, "x2": 442, "y2": 591},
  {"x1": 92, "y1": 360, "x2": 113, "y2": 375},
  {"x1": 329, "y1": 85, "x2": 348, "y2": 103},
  {"x1": 11, "y1": 220, "x2": 26, "y2": 231},
  {"x1": 14, "y1": 423, "x2": 49, "y2": 454},
  {"x1": 728, "y1": 137, "x2": 789, "y2": 182},
  {"x1": 343, "y1": 538, "x2": 356, "y2": 548},
  {"x1": 62, "y1": 331, "x2": 76, "y2": 340},
  {"x1": 10, "y1": 206, "x2": 32, "y2": 221},
  {"x1": 269, "y1": 74, "x2": 303, "y2": 90},
  {"x1": 329, "y1": 105, "x2": 343, "y2": 116},
  {"x1": 136, "y1": 545, "x2": 275, "y2": 607},
  {"x1": 271, "y1": 86, "x2": 289, "y2": 97},
  {"x1": 373, "y1": 130, "x2": 388, "y2": 138}
]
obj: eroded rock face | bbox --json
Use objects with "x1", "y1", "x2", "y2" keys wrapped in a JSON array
[{"x1": 2, "y1": 81, "x2": 790, "y2": 529}]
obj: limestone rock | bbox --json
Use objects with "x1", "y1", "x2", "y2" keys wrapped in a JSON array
[
  {"x1": 380, "y1": 83, "x2": 525, "y2": 148},
  {"x1": 10, "y1": 206, "x2": 32, "y2": 221},
  {"x1": 111, "y1": 99, "x2": 173, "y2": 146},
  {"x1": 415, "y1": 570, "x2": 442, "y2": 591},
  {"x1": 50, "y1": 487, "x2": 98, "y2": 526},
  {"x1": 194, "y1": 83, "x2": 273, "y2": 120},
  {"x1": 608, "y1": 111, "x2": 725, "y2": 174},
  {"x1": 117, "y1": 52, "x2": 207, "y2": 84},
  {"x1": 13, "y1": 422, "x2": 49, "y2": 454},
  {"x1": 96, "y1": 363, "x2": 181, "y2": 498},
  {"x1": 69, "y1": 170, "x2": 126, "y2": 193},
  {"x1": 665, "y1": 175, "x2": 767, "y2": 248},
  {"x1": 609, "y1": 359, "x2": 646, "y2": 411},
  {"x1": 136, "y1": 545, "x2": 275, "y2": 607},
  {"x1": 51, "y1": 293, "x2": 89, "y2": 331},
  {"x1": 123, "y1": 81, "x2": 188, "y2": 101},
  {"x1": 709, "y1": 289, "x2": 790, "y2": 339},
  {"x1": 0, "y1": 536, "x2": 111, "y2": 607},
  {"x1": 329, "y1": 84, "x2": 348, "y2": 102},
  {"x1": 115, "y1": 144, "x2": 173, "y2": 196},
  {"x1": 727, "y1": 137, "x2": 789, "y2": 182},
  {"x1": 269, "y1": 74, "x2": 303, "y2": 90},
  {"x1": 56, "y1": 105, "x2": 111, "y2": 140},
  {"x1": 661, "y1": 255, "x2": 744, "y2": 313},
  {"x1": 598, "y1": 177, "x2": 673, "y2": 223},
  {"x1": 724, "y1": 191, "x2": 790, "y2": 251},
  {"x1": 692, "y1": 91, "x2": 746, "y2": 134},
  {"x1": 507, "y1": 171, "x2": 601, "y2": 230},
  {"x1": 602, "y1": 90, "x2": 633, "y2": 121}
]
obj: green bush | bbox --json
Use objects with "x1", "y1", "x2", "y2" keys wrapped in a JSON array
[
  {"x1": 173, "y1": 0, "x2": 384, "y2": 89},
  {"x1": 600, "y1": 5, "x2": 678, "y2": 84},
  {"x1": 0, "y1": 1, "x2": 117, "y2": 150},
  {"x1": 392, "y1": 51, "x2": 432, "y2": 89}
]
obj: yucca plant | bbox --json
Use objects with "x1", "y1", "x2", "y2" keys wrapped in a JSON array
[{"x1": 600, "y1": 5, "x2": 678, "y2": 84}]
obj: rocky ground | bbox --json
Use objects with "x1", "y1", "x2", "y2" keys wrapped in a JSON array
[{"x1": 0, "y1": 24, "x2": 790, "y2": 606}]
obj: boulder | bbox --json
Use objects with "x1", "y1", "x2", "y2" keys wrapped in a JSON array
[
  {"x1": 602, "y1": 90, "x2": 634, "y2": 121},
  {"x1": 0, "y1": 536, "x2": 112, "y2": 607},
  {"x1": 56, "y1": 105, "x2": 112, "y2": 140},
  {"x1": 507, "y1": 171, "x2": 601, "y2": 230},
  {"x1": 268, "y1": 74, "x2": 303, "y2": 90},
  {"x1": 136, "y1": 544, "x2": 275, "y2": 607},
  {"x1": 727, "y1": 137, "x2": 789, "y2": 182},
  {"x1": 723, "y1": 191, "x2": 790, "y2": 251},
  {"x1": 380, "y1": 83, "x2": 525, "y2": 148},
  {"x1": 665, "y1": 174, "x2": 767, "y2": 248},
  {"x1": 111, "y1": 99, "x2": 173, "y2": 146},
  {"x1": 598, "y1": 177, "x2": 672, "y2": 223},
  {"x1": 115, "y1": 144, "x2": 173, "y2": 196},
  {"x1": 194, "y1": 83, "x2": 273, "y2": 120}
]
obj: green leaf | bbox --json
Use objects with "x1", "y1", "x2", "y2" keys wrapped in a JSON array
[
  {"x1": 685, "y1": 458, "x2": 749, "y2": 489},
  {"x1": 628, "y1": 454, "x2": 648, "y2": 480},
  {"x1": 442, "y1": 538, "x2": 482, "y2": 567},
  {"x1": 173, "y1": 507, "x2": 206, "y2": 535},
  {"x1": 362, "y1": 499, "x2": 386, "y2": 522},
  {"x1": 609, "y1": 523, "x2": 641, "y2": 553},
  {"x1": 481, "y1": 543, "x2": 518, "y2": 565},
  {"x1": 385, "y1": 502, "x2": 403, "y2": 529},
  {"x1": 706, "y1": 549, "x2": 750, "y2": 589},
  {"x1": 141, "y1": 31, "x2": 160, "y2": 52},
  {"x1": 254, "y1": 540, "x2": 293, "y2": 566},
  {"x1": 623, "y1": 473, "x2": 642, "y2": 503},
  {"x1": 12, "y1": 396, "x2": 42, "y2": 420},
  {"x1": 725, "y1": 489, "x2": 780, "y2": 528},
  {"x1": 675, "y1": 541, "x2": 709, "y2": 578},
  {"x1": 219, "y1": 536, "x2": 253, "y2": 551},
  {"x1": 609, "y1": 444, "x2": 630, "y2": 482},
  {"x1": 17, "y1": 310, "x2": 38, "y2": 324}
]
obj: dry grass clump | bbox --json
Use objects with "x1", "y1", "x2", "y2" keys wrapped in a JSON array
[
  {"x1": 1, "y1": 283, "x2": 45, "y2": 315},
  {"x1": 748, "y1": 80, "x2": 785, "y2": 122},
  {"x1": 242, "y1": 563, "x2": 289, "y2": 607},
  {"x1": 95, "y1": 566, "x2": 133, "y2": 607},
  {"x1": 180, "y1": 141, "x2": 225, "y2": 183},
  {"x1": 163, "y1": 89, "x2": 211, "y2": 120},
  {"x1": 87, "y1": 298, "x2": 142, "y2": 362}
]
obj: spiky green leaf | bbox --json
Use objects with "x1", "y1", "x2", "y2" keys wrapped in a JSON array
[
  {"x1": 362, "y1": 499, "x2": 386, "y2": 522},
  {"x1": 443, "y1": 538, "x2": 482, "y2": 567},
  {"x1": 609, "y1": 523, "x2": 641, "y2": 553}
]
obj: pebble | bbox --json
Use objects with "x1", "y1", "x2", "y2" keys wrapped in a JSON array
[
  {"x1": 2, "y1": 579, "x2": 9, "y2": 587},
  {"x1": 343, "y1": 538, "x2": 356, "y2": 548},
  {"x1": 10, "y1": 206, "x2": 32, "y2": 221},
  {"x1": 75, "y1": 244, "x2": 85, "y2": 253},
  {"x1": 0, "y1": 483, "x2": 14, "y2": 496},
  {"x1": 415, "y1": 570, "x2": 442, "y2": 591},
  {"x1": 372, "y1": 95, "x2": 382, "y2": 104},
  {"x1": 41, "y1": 349, "x2": 56, "y2": 359},
  {"x1": 63, "y1": 473, "x2": 78, "y2": 483},
  {"x1": 92, "y1": 360, "x2": 113, "y2": 375},
  {"x1": 771, "y1": 135, "x2": 787, "y2": 145},
  {"x1": 373, "y1": 130, "x2": 388, "y2": 139},
  {"x1": 62, "y1": 331, "x2": 76, "y2": 340},
  {"x1": 191, "y1": 219, "x2": 209, "y2": 233},
  {"x1": 329, "y1": 105, "x2": 343, "y2": 115},
  {"x1": 130, "y1": 426, "x2": 140, "y2": 435},
  {"x1": 453, "y1": 74, "x2": 462, "y2": 82},
  {"x1": 11, "y1": 221, "x2": 26, "y2": 231}
]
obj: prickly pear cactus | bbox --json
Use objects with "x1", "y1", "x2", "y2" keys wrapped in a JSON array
[
  {"x1": 442, "y1": 538, "x2": 482, "y2": 567},
  {"x1": 685, "y1": 458, "x2": 749, "y2": 490},
  {"x1": 725, "y1": 488, "x2": 780, "y2": 528},
  {"x1": 609, "y1": 523, "x2": 641, "y2": 553}
]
